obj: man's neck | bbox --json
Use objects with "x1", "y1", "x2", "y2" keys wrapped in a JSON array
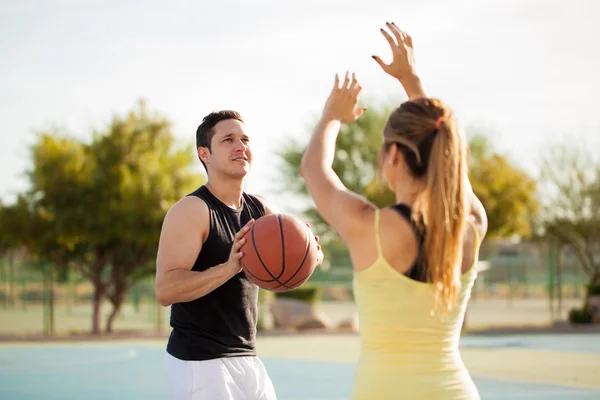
[{"x1": 205, "y1": 176, "x2": 245, "y2": 209}]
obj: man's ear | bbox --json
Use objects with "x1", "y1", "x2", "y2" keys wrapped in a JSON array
[{"x1": 198, "y1": 147, "x2": 210, "y2": 164}]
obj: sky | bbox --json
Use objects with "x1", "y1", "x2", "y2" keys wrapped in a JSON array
[{"x1": 1, "y1": 0, "x2": 599, "y2": 214}]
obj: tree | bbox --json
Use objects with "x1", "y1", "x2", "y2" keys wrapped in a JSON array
[
  {"x1": 279, "y1": 106, "x2": 393, "y2": 264},
  {"x1": 539, "y1": 143, "x2": 600, "y2": 303},
  {"x1": 88, "y1": 102, "x2": 200, "y2": 332},
  {"x1": 25, "y1": 100, "x2": 201, "y2": 333},
  {"x1": 278, "y1": 105, "x2": 539, "y2": 267},
  {"x1": 0, "y1": 200, "x2": 19, "y2": 256},
  {"x1": 467, "y1": 134, "x2": 539, "y2": 239},
  {"x1": 0, "y1": 194, "x2": 68, "y2": 334},
  {"x1": 0, "y1": 200, "x2": 24, "y2": 311}
]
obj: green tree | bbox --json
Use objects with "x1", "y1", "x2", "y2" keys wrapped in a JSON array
[
  {"x1": 24, "y1": 100, "x2": 201, "y2": 334},
  {"x1": 0, "y1": 194, "x2": 67, "y2": 334},
  {"x1": 0, "y1": 200, "x2": 25, "y2": 311},
  {"x1": 279, "y1": 106, "x2": 393, "y2": 264},
  {"x1": 278, "y1": 105, "x2": 539, "y2": 267},
  {"x1": 467, "y1": 134, "x2": 539, "y2": 238},
  {"x1": 0, "y1": 200, "x2": 19, "y2": 256},
  {"x1": 539, "y1": 143, "x2": 600, "y2": 302},
  {"x1": 88, "y1": 103, "x2": 200, "y2": 332}
]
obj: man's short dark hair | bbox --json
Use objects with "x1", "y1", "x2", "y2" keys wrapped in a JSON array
[{"x1": 195, "y1": 110, "x2": 244, "y2": 172}]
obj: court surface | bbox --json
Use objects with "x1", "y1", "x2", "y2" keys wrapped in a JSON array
[{"x1": 0, "y1": 333, "x2": 599, "y2": 399}]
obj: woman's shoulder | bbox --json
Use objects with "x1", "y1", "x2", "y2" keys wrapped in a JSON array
[{"x1": 468, "y1": 193, "x2": 488, "y2": 240}]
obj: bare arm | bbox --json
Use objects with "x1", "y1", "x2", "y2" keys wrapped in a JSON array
[
  {"x1": 372, "y1": 23, "x2": 428, "y2": 100},
  {"x1": 300, "y1": 73, "x2": 375, "y2": 243},
  {"x1": 154, "y1": 196, "x2": 253, "y2": 306},
  {"x1": 470, "y1": 191, "x2": 488, "y2": 240}
]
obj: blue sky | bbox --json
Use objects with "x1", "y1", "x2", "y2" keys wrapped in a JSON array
[{"x1": 1, "y1": 0, "x2": 598, "y2": 213}]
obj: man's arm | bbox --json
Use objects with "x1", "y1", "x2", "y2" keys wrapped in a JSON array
[{"x1": 154, "y1": 196, "x2": 253, "y2": 306}]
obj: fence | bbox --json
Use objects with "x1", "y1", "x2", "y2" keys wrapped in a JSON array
[{"x1": 0, "y1": 240, "x2": 592, "y2": 336}]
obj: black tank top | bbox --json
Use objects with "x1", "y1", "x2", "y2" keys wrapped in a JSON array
[
  {"x1": 390, "y1": 203, "x2": 428, "y2": 282},
  {"x1": 166, "y1": 185, "x2": 267, "y2": 361}
]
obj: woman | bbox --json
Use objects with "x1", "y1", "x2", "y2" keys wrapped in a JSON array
[{"x1": 300, "y1": 23, "x2": 487, "y2": 399}]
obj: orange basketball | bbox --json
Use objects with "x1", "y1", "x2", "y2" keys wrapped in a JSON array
[{"x1": 240, "y1": 213, "x2": 320, "y2": 292}]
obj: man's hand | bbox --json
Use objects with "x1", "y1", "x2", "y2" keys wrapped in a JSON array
[
  {"x1": 223, "y1": 219, "x2": 255, "y2": 275},
  {"x1": 322, "y1": 72, "x2": 367, "y2": 123},
  {"x1": 372, "y1": 22, "x2": 427, "y2": 99},
  {"x1": 306, "y1": 223, "x2": 325, "y2": 266}
]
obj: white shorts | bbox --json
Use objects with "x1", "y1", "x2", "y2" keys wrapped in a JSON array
[{"x1": 166, "y1": 353, "x2": 277, "y2": 400}]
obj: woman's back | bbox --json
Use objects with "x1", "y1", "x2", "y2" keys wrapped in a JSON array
[
  {"x1": 296, "y1": 37, "x2": 488, "y2": 398},
  {"x1": 350, "y1": 205, "x2": 482, "y2": 400}
]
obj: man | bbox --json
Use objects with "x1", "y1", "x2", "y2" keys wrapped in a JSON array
[{"x1": 155, "y1": 110, "x2": 283, "y2": 399}]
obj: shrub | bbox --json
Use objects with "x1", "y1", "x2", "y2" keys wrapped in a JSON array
[
  {"x1": 568, "y1": 307, "x2": 593, "y2": 324},
  {"x1": 275, "y1": 286, "x2": 321, "y2": 304},
  {"x1": 587, "y1": 281, "x2": 600, "y2": 296}
]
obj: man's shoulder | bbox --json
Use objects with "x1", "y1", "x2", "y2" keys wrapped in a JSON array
[
  {"x1": 187, "y1": 185, "x2": 208, "y2": 199},
  {"x1": 244, "y1": 192, "x2": 265, "y2": 203},
  {"x1": 166, "y1": 195, "x2": 209, "y2": 223},
  {"x1": 244, "y1": 192, "x2": 276, "y2": 215}
]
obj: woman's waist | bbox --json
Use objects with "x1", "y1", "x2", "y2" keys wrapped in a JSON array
[
  {"x1": 359, "y1": 327, "x2": 461, "y2": 350},
  {"x1": 358, "y1": 339, "x2": 461, "y2": 363},
  {"x1": 356, "y1": 349, "x2": 466, "y2": 374}
]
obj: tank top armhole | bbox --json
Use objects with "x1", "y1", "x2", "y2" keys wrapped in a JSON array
[
  {"x1": 187, "y1": 191, "x2": 212, "y2": 241},
  {"x1": 243, "y1": 193, "x2": 268, "y2": 219}
]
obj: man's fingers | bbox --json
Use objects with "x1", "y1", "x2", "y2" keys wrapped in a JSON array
[
  {"x1": 333, "y1": 73, "x2": 340, "y2": 90},
  {"x1": 232, "y1": 237, "x2": 246, "y2": 252},
  {"x1": 235, "y1": 219, "x2": 254, "y2": 240},
  {"x1": 231, "y1": 239, "x2": 245, "y2": 259},
  {"x1": 241, "y1": 219, "x2": 254, "y2": 230}
]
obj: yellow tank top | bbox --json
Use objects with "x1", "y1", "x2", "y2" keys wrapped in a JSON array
[{"x1": 350, "y1": 209, "x2": 481, "y2": 400}]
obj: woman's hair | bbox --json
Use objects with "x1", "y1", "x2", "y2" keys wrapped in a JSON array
[{"x1": 381, "y1": 98, "x2": 468, "y2": 314}]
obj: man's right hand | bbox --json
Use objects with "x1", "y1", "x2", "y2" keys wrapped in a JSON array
[{"x1": 223, "y1": 219, "x2": 255, "y2": 275}]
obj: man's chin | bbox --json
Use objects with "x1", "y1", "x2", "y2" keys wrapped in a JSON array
[{"x1": 228, "y1": 166, "x2": 250, "y2": 179}]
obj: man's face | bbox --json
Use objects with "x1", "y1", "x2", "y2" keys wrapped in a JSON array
[{"x1": 199, "y1": 119, "x2": 252, "y2": 179}]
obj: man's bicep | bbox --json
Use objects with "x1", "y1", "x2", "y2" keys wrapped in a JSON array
[{"x1": 156, "y1": 198, "x2": 207, "y2": 274}]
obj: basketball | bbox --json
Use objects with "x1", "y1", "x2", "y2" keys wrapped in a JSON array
[{"x1": 240, "y1": 213, "x2": 320, "y2": 292}]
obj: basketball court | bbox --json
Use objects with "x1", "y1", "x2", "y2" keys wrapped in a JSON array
[{"x1": 1, "y1": 333, "x2": 599, "y2": 399}]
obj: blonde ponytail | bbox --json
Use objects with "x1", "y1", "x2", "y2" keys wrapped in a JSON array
[{"x1": 412, "y1": 115, "x2": 468, "y2": 314}]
